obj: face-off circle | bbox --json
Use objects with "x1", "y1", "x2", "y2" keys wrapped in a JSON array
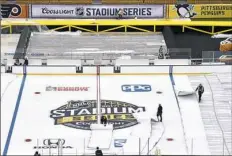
[{"x1": 25, "y1": 139, "x2": 32, "y2": 142}]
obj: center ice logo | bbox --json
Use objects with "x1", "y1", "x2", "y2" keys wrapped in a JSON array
[{"x1": 50, "y1": 100, "x2": 146, "y2": 130}]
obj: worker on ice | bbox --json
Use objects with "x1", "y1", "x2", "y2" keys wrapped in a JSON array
[
  {"x1": 157, "y1": 104, "x2": 163, "y2": 122},
  {"x1": 101, "y1": 115, "x2": 107, "y2": 126},
  {"x1": 95, "y1": 147, "x2": 103, "y2": 156},
  {"x1": 24, "y1": 56, "x2": 29, "y2": 66},
  {"x1": 34, "y1": 151, "x2": 41, "y2": 156},
  {"x1": 195, "y1": 83, "x2": 204, "y2": 102}
]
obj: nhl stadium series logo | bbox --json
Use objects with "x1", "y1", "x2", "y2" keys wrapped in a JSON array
[
  {"x1": 50, "y1": 100, "x2": 146, "y2": 130},
  {"x1": 75, "y1": 7, "x2": 84, "y2": 16}
]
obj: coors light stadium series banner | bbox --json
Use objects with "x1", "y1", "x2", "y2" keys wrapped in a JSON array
[{"x1": 30, "y1": 5, "x2": 164, "y2": 19}]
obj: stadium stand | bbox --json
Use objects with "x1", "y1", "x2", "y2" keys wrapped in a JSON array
[
  {"x1": 144, "y1": 0, "x2": 177, "y2": 4},
  {"x1": 102, "y1": 0, "x2": 177, "y2": 4},
  {"x1": 102, "y1": 0, "x2": 144, "y2": 4},
  {"x1": 1, "y1": 0, "x2": 231, "y2": 4},
  {"x1": 1, "y1": 0, "x2": 93, "y2": 4},
  {"x1": 187, "y1": 0, "x2": 232, "y2": 4}
]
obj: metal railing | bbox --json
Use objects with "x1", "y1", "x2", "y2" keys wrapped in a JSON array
[{"x1": 202, "y1": 51, "x2": 232, "y2": 63}]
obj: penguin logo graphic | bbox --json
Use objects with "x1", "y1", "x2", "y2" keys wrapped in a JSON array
[{"x1": 173, "y1": 4, "x2": 197, "y2": 18}]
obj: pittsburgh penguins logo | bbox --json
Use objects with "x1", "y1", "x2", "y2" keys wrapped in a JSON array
[
  {"x1": 174, "y1": 4, "x2": 197, "y2": 18},
  {"x1": 1, "y1": 4, "x2": 22, "y2": 18},
  {"x1": 75, "y1": 7, "x2": 84, "y2": 16}
]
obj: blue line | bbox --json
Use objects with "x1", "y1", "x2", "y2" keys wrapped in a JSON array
[
  {"x1": 169, "y1": 66, "x2": 175, "y2": 85},
  {"x1": 169, "y1": 65, "x2": 179, "y2": 106},
  {"x1": 3, "y1": 66, "x2": 27, "y2": 155},
  {"x1": 168, "y1": 67, "x2": 189, "y2": 153}
]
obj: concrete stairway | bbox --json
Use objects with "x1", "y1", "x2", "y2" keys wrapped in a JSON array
[{"x1": 189, "y1": 74, "x2": 231, "y2": 155}]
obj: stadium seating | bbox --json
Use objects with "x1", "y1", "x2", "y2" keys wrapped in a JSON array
[
  {"x1": 102, "y1": 0, "x2": 144, "y2": 4},
  {"x1": 187, "y1": 0, "x2": 232, "y2": 4},
  {"x1": 4, "y1": 0, "x2": 92, "y2": 4},
  {"x1": 102, "y1": 0, "x2": 177, "y2": 4},
  {"x1": 143, "y1": 0, "x2": 177, "y2": 4},
  {"x1": 2, "y1": 0, "x2": 231, "y2": 4}
]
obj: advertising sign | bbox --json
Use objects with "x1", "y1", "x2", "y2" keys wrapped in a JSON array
[
  {"x1": 168, "y1": 4, "x2": 232, "y2": 18},
  {"x1": 1, "y1": 4, "x2": 28, "y2": 18},
  {"x1": 50, "y1": 100, "x2": 146, "y2": 130},
  {"x1": 121, "y1": 84, "x2": 152, "y2": 92},
  {"x1": 31, "y1": 5, "x2": 164, "y2": 19},
  {"x1": 46, "y1": 86, "x2": 89, "y2": 91},
  {"x1": 34, "y1": 139, "x2": 73, "y2": 149}
]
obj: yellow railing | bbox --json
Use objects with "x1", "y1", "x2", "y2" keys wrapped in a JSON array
[{"x1": 1, "y1": 19, "x2": 232, "y2": 34}]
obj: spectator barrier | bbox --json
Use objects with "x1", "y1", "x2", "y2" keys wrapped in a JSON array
[{"x1": 8, "y1": 63, "x2": 231, "y2": 75}]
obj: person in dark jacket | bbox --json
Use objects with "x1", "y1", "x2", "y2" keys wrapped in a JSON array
[
  {"x1": 157, "y1": 104, "x2": 163, "y2": 122},
  {"x1": 95, "y1": 147, "x2": 103, "y2": 156},
  {"x1": 101, "y1": 116, "x2": 104, "y2": 124},
  {"x1": 101, "y1": 116, "x2": 107, "y2": 126},
  {"x1": 24, "y1": 56, "x2": 28, "y2": 66},
  {"x1": 158, "y1": 46, "x2": 164, "y2": 59},
  {"x1": 34, "y1": 151, "x2": 41, "y2": 156},
  {"x1": 117, "y1": 8, "x2": 124, "y2": 19},
  {"x1": 195, "y1": 83, "x2": 204, "y2": 102}
]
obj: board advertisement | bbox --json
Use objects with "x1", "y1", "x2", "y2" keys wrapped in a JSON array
[
  {"x1": 168, "y1": 4, "x2": 232, "y2": 18},
  {"x1": 1, "y1": 4, "x2": 28, "y2": 18},
  {"x1": 30, "y1": 4, "x2": 165, "y2": 19}
]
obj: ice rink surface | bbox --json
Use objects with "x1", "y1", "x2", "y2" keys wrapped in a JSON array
[
  {"x1": 1, "y1": 74, "x2": 201, "y2": 155},
  {"x1": 1, "y1": 74, "x2": 22, "y2": 154}
]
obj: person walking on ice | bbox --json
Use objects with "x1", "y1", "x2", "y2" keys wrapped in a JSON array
[
  {"x1": 101, "y1": 115, "x2": 108, "y2": 126},
  {"x1": 195, "y1": 83, "x2": 204, "y2": 102},
  {"x1": 95, "y1": 147, "x2": 103, "y2": 156},
  {"x1": 157, "y1": 104, "x2": 163, "y2": 122}
]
